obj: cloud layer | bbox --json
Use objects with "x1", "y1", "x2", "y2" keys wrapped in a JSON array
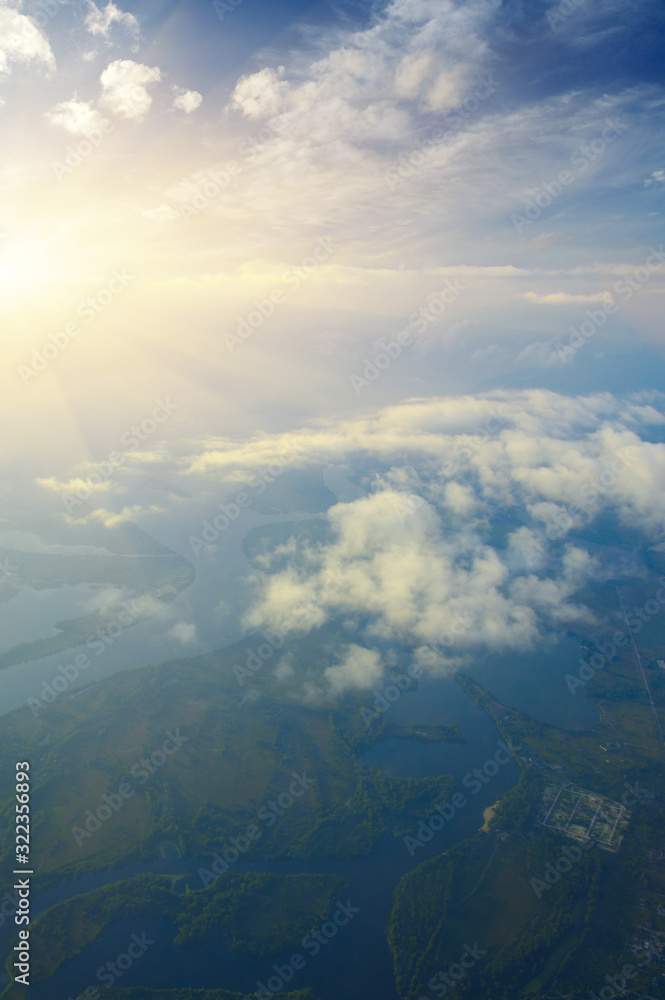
[{"x1": 207, "y1": 388, "x2": 665, "y2": 696}]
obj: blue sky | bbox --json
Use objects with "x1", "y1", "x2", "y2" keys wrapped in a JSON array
[
  {"x1": 0, "y1": 0, "x2": 664, "y2": 473},
  {"x1": 1, "y1": 0, "x2": 665, "y2": 704}
]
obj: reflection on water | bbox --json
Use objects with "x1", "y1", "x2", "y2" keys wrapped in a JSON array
[{"x1": 0, "y1": 584, "x2": 119, "y2": 649}]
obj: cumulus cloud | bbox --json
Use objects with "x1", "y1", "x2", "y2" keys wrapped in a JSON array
[
  {"x1": 45, "y1": 99, "x2": 109, "y2": 136},
  {"x1": 197, "y1": 0, "x2": 652, "y2": 258},
  {"x1": 124, "y1": 0, "x2": 659, "y2": 266},
  {"x1": 184, "y1": 388, "x2": 665, "y2": 696},
  {"x1": 243, "y1": 488, "x2": 584, "y2": 658},
  {"x1": 443, "y1": 481, "x2": 476, "y2": 515},
  {"x1": 230, "y1": 66, "x2": 288, "y2": 120},
  {"x1": 166, "y1": 621, "x2": 198, "y2": 645},
  {"x1": 37, "y1": 388, "x2": 665, "y2": 699},
  {"x1": 172, "y1": 87, "x2": 202, "y2": 114},
  {"x1": 228, "y1": 1, "x2": 494, "y2": 128},
  {"x1": 85, "y1": 1, "x2": 139, "y2": 43},
  {"x1": 0, "y1": 4, "x2": 55, "y2": 75},
  {"x1": 180, "y1": 390, "x2": 665, "y2": 518},
  {"x1": 100, "y1": 59, "x2": 161, "y2": 121},
  {"x1": 324, "y1": 644, "x2": 384, "y2": 694}
]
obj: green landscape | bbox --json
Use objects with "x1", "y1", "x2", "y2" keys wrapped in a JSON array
[
  {"x1": 387, "y1": 646, "x2": 665, "y2": 1000},
  {"x1": 1, "y1": 537, "x2": 664, "y2": 1000}
]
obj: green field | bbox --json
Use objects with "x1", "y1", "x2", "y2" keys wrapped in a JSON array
[{"x1": 0, "y1": 628, "x2": 458, "y2": 884}]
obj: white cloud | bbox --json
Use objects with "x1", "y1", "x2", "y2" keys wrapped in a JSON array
[
  {"x1": 426, "y1": 66, "x2": 468, "y2": 112},
  {"x1": 71, "y1": 504, "x2": 163, "y2": 527},
  {"x1": 522, "y1": 291, "x2": 614, "y2": 305},
  {"x1": 393, "y1": 50, "x2": 433, "y2": 99},
  {"x1": 324, "y1": 644, "x2": 384, "y2": 694},
  {"x1": 230, "y1": 66, "x2": 288, "y2": 120},
  {"x1": 645, "y1": 169, "x2": 665, "y2": 187},
  {"x1": 443, "y1": 481, "x2": 476, "y2": 515},
  {"x1": 167, "y1": 389, "x2": 665, "y2": 690},
  {"x1": 166, "y1": 621, "x2": 198, "y2": 645},
  {"x1": 0, "y1": 4, "x2": 55, "y2": 75},
  {"x1": 45, "y1": 99, "x2": 108, "y2": 136},
  {"x1": 36, "y1": 474, "x2": 114, "y2": 497},
  {"x1": 85, "y1": 2, "x2": 139, "y2": 43},
  {"x1": 513, "y1": 340, "x2": 564, "y2": 367},
  {"x1": 527, "y1": 231, "x2": 565, "y2": 252},
  {"x1": 172, "y1": 87, "x2": 202, "y2": 114},
  {"x1": 203, "y1": 0, "x2": 650, "y2": 261},
  {"x1": 243, "y1": 488, "x2": 557, "y2": 659},
  {"x1": 228, "y1": 0, "x2": 494, "y2": 130},
  {"x1": 142, "y1": 204, "x2": 180, "y2": 224},
  {"x1": 100, "y1": 59, "x2": 161, "y2": 120}
]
